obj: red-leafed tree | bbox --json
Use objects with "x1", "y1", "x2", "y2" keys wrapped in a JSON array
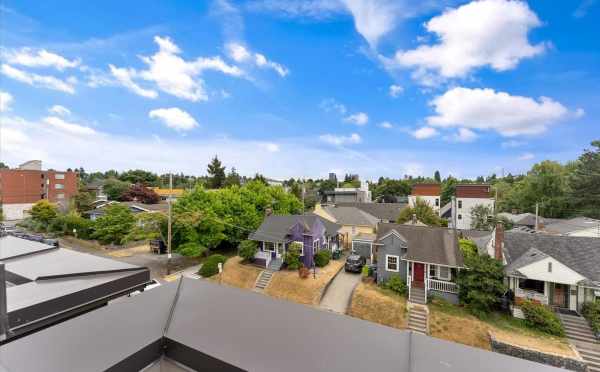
[{"x1": 120, "y1": 184, "x2": 160, "y2": 204}]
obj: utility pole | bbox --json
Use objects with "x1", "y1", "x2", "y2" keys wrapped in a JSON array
[
  {"x1": 167, "y1": 173, "x2": 173, "y2": 275},
  {"x1": 535, "y1": 202, "x2": 539, "y2": 231}
]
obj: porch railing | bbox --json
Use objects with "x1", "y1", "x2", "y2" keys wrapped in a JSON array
[
  {"x1": 516, "y1": 288, "x2": 548, "y2": 305},
  {"x1": 254, "y1": 251, "x2": 272, "y2": 267},
  {"x1": 428, "y1": 279, "x2": 458, "y2": 294}
]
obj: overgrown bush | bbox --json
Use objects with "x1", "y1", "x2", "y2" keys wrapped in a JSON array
[
  {"x1": 91, "y1": 204, "x2": 135, "y2": 245},
  {"x1": 199, "y1": 254, "x2": 228, "y2": 277},
  {"x1": 178, "y1": 242, "x2": 207, "y2": 258},
  {"x1": 285, "y1": 242, "x2": 302, "y2": 270},
  {"x1": 49, "y1": 212, "x2": 95, "y2": 239},
  {"x1": 238, "y1": 240, "x2": 258, "y2": 261},
  {"x1": 520, "y1": 300, "x2": 565, "y2": 336},
  {"x1": 457, "y1": 253, "x2": 506, "y2": 318},
  {"x1": 314, "y1": 249, "x2": 331, "y2": 267},
  {"x1": 382, "y1": 275, "x2": 407, "y2": 296},
  {"x1": 582, "y1": 300, "x2": 600, "y2": 335}
]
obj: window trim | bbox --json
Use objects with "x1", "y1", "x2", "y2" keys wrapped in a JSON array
[
  {"x1": 313, "y1": 239, "x2": 319, "y2": 254},
  {"x1": 385, "y1": 254, "x2": 400, "y2": 272},
  {"x1": 437, "y1": 266, "x2": 451, "y2": 281},
  {"x1": 292, "y1": 241, "x2": 304, "y2": 256}
]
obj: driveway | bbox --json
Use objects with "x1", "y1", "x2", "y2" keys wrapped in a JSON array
[{"x1": 319, "y1": 270, "x2": 361, "y2": 314}]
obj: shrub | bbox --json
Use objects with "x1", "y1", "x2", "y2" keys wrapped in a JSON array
[
  {"x1": 178, "y1": 242, "x2": 207, "y2": 258},
  {"x1": 314, "y1": 249, "x2": 331, "y2": 267},
  {"x1": 582, "y1": 300, "x2": 600, "y2": 334},
  {"x1": 49, "y1": 212, "x2": 95, "y2": 239},
  {"x1": 382, "y1": 275, "x2": 407, "y2": 296},
  {"x1": 285, "y1": 242, "x2": 302, "y2": 270},
  {"x1": 361, "y1": 265, "x2": 370, "y2": 278},
  {"x1": 298, "y1": 266, "x2": 309, "y2": 279},
  {"x1": 520, "y1": 300, "x2": 564, "y2": 336},
  {"x1": 29, "y1": 200, "x2": 58, "y2": 228},
  {"x1": 238, "y1": 240, "x2": 258, "y2": 261},
  {"x1": 91, "y1": 204, "x2": 135, "y2": 245},
  {"x1": 457, "y1": 253, "x2": 506, "y2": 318},
  {"x1": 199, "y1": 254, "x2": 228, "y2": 277}
]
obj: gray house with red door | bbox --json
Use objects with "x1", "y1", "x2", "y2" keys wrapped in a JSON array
[
  {"x1": 248, "y1": 214, "x2": 341, "y2": 270},
  {"x1": 375, "y1": 224, "x2": 464, "y2": 304}
]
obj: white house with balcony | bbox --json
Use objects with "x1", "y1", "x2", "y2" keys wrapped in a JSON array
[
  {"x1": 375, "y1": 224, "x2": 464, "y2": 305},
  {"x1": 493, "y1": 230, "x2": 600, "y2": 318}
]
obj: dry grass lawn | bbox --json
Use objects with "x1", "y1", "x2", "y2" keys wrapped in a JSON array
[
  {"x1": 429, "y1": 299, "x2": 575, "y2": 357},
  {"x1": 265, "y1": 259, "x2": 345, "y2": 306},
  {"x1": 212, "y1": 256, "x2": 262, "y2": 290},
  {"x1": 107, "y1": 244, "x2": 150, "y2": 258},
  {"x1": 348, "y1": 283, "x2": 407, "y2": 329}
]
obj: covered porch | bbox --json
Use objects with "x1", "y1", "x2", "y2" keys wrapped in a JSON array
[
  {"x1": 254, "y1": 240, "x2": 287, "y2": 269},
  {"x1": 406, "y1": 260, "x2": 460, "y2": 304}
]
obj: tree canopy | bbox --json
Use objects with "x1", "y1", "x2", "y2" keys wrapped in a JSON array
[
  {"x1": 569, "y1": 140, "x2": 600, "y2": 218},
  {"x1": 120, "y1": 184, "x2": 160, "y2": 204},
  {"x1": 397, "y1": 198, "x2": 442, "y2": 226},
  {"x1": 207, "y1": 156, "x2": 226, "y2": 189}
]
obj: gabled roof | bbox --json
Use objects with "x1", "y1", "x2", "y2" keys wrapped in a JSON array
[
  {"x1": 321, "y1": 206, "x2": 379, "y2": 227},
  {"x1": 0, "y1": 278, "x2": 565, "y2": 372},
  {"x1": 503, "y1": 232, "x2": 600, "y2": 287},
  {"x1": 248, "y1": 214, "x2": 341, "y2": 242},
  {"x1": 542, "y1": 216, "x2": 600, "y2": 235},
  {"x1": 377, "y1": 224, "x2": 464, "y2": 267},
  {"x1": 336, "y1": 202, "x2": 407, "y2": 222}
]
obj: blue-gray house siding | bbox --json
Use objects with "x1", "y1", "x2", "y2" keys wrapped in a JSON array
[{"x1": 376, "y1": 233, "x2": 408, "y2": 284}]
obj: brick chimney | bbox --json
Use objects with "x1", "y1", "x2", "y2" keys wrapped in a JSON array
[{"x1": 494, "y1": 223, "x2": 504, "y2": 261}]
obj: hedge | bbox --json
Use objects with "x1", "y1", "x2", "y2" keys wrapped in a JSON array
[
  {"x1": 199, "y1": 254, "x2": 228, "y2": 277},
  {"x1": 582, "y1": 300, "x2": 600, "y2": 335},
  {"x1": 520, "y1": 300, "x2": 564, "y2": 336},
  {"x1": 381, "y1": 275, "x2": 407, "y2": 296},
  {"x1": 314, "y1": 250, "x2": 331, "y2": 267}
]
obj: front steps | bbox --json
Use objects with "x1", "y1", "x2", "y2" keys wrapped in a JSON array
[
  {"x1": 408, "y1": 303, "x2": 429, "y2": 335},
  {"x1": 409, "y1": 286, "x2": 426, "y2": 305},
  {"x1": 558, "y1": 312, "x2": 600, "y2": 372},
  {"x1": 254, "y1": 270, "x2": 274, "y2": 292}
]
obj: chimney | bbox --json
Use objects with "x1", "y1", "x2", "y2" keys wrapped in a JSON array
[
  {"x1": 0, "y1": 263, "x2": 9, "y2": 341},
  {"x1": 494, "y1": 223, "x2": 504, "y2": 261}
]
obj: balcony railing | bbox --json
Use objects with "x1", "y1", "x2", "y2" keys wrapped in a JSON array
[{"x1": 428, "y1": 279, "x2": 458, "y2": 294}]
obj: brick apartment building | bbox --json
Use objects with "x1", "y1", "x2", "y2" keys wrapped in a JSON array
[{"x1": 0, "y1": 160, "x2": 78, "y2": 220}]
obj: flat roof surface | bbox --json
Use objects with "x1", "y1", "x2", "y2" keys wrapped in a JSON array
[
  {"x1": 2, "y1": 247, "x2": 141, "y2": 280},
  {"x1": 0, "y1": 278, "x2": 564, "y2": 372},
  {"x1": 0, "y1": 236, "x2": 55, "y2": 260}
]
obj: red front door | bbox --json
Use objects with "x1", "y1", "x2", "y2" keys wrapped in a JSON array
[{"x1": 413, "y1": 263, "x2": 425, "y2": 287}]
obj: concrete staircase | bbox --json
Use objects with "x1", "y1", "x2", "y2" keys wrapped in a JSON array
[
  {"x1": 408, "y1": 304, "x2": 429, "y2": 335},
  {"x1": 268, "y1": 258, "x2": 283, "y2": 271},
  {"x1": 409, "y1": 286, "x2": 426, "y2": 305},
  {"x1": 558, "y1": 312, "x2": 600, "y2": 372},
  {"x1": 254, "y1": 270, "x2": 274, "y2": 292}
]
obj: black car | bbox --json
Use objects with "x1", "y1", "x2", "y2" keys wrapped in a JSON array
[{"x1": 344, "y1": 254, "x2": 366, "y2": 273}]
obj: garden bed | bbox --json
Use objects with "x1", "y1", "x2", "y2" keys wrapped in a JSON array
[
  {"x1": 264, "y1": 259, "x2": 345, "y2": 306},
  {"x1": 347, "y1": 283, "x2": 407, "y2": 329}
]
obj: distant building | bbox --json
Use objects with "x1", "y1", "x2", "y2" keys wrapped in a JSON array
[
  {"x1": 322, "y1": 180, "x2": 372, "y2": 203},
  {"x1": 453, "y1": 184, "x2": 494, "y2": 230},
  {"x1": 328, "y1": 172, "x2": 337, "y2": 184},
  {"x1": 148, "y1": 187, "x2": 185, "y2": 201},
  {"x1": 408, "y1": 183, "x2": 441, "y2": 213},
  {"x1": 0, "y1": 160, "x2": 78, "y2": 220}
]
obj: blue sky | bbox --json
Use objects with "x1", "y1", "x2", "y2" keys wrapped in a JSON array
[{"x1": 1, "y1": 0, "x2": 598, "y2": 180}]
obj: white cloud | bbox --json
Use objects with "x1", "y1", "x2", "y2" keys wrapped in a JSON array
[
  {"x1": 392, "y1": 0, "x2": 546, "y2": 85},
  {"x1": 0, "y1": 91, "x2": 13, "y2": 112},
  {"x1": 320, "y1": 98, "x2": 347, "y2": 115},
  {"x1": 389, "y1": 84, "x2": 403, "y2": 98},
  {"x1": 412, "y1": 126, "x2": 438, "y2": 139},
  {"x1": 110, "y1": 36, "x2": 243, "y2": 101},
  {"x1": 42, "y1": 116, "x2": 97, "y2": 136},
  {"x1": 319, "y1": 133, "x2": 362, "y2": 146},
  {"x1": 518, "y1": 152, "x2": 534, "y2": 161},
  {"x1": 501, "y1": 140, "x2": 525, "y2": 148},
  {"x1": 225, "y1": 42, "x2": 289, "y2": 77},
  {"x1": 2, "y1": 48, "x2": 80, "y2": 70},
  {"x1": 343, "y1": 112, "x2": 369, "y2": 126},
  {"x1": 450, "y1": 128, "x2": 477, "y2": 142},
  {"x1": 48, "y1": 105, "x2": 71, "y2": 117},
  {"x1": 379, "y1": 121, "x2": 393, "y2": 129},
  {"x1": 427, "y1": 87, "x2": 570, "y2": 137},
  {"x1": 109, "y1": 65, "x2": 158, "y2": 98},
  {"x1": 261, "y1": 142, "x2": 281, "y2": 152},
  {"x1": 340, "y1": 0, "x2": 401, "y2": 47},
  {"x1": 574, "y1": 107, "x2": 585, "y2": 118},
  {"x1": 1, "y1": 64, "x2": 76, "y2": 94},
  {"x1": 148, "y1": 107, "x2": 199, "y2": 131}
]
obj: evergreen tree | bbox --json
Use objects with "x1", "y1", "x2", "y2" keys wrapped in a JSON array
[
  {"x1": 569, "y1": 140, "x2": 600, "y2": 218},
  {"x1": 207, "y1": 156, "x2": 226, "y2": 189},
  {"x1": 224, "y1": 167, "x2": 241, "y2": 187},
  {"x1": 434, "y1": 170, "x2": 441, "y2": 183}
]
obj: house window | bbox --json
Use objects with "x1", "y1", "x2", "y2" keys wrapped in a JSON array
[
  {"x1": 292, "y1": 241, "x2": 304, "y2": 256},
  {"x1": 437, "y1": 266, "x2": 451, "y2": 281},
  {"x1": 57, "y1": 193, "x2": 65, "y2": 199},
  {"x1": 55, "y1": 173, "x2": 65, "y2": 180},
  {"x1": 435, "y1": 198, "x2": 439, "y2": 207},
  {"x1": 457, "y1": 214, "x2": 462, "y2": 220},
  {"x1": 386, "y1": 255, "x2": 399, "y2": 272},
  {"x1": 519, "y1": 279, "x2": 545, "y2": 294},
  {"x1": 429, "y1": 265, "x2": 436, "y2": 278},
  {"x1": 458, "y1": 200, "x2": 462, "y2": 208},
  {"x1": 55, "y1": 183, "x2": 64, "y2": 190},
  {"x1": 352, "y1": 226, "x2": 356, "y2": 234},
  {"x1": 548, "y1": 262, "x2": 552, "y2": 273},
  {"x1": 264, "y1": 242, "x2": 275, "y2": 252},
  {"x1": 313, "y1": 240, "x2": 319, "y2": 253}
]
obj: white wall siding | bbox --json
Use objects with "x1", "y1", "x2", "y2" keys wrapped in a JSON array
[
  {"x1": 408, "y1": 195, "x2": 440, "y2": 213},
  {"x1": 455, "y1": 197, "x2": 494, "y2": 230}
]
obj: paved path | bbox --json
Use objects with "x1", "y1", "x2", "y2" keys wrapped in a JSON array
[{"x1": 319, "y1": 269, "x2": 361, "y2": 314}]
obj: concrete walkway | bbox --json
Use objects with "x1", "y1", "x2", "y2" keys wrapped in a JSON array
[{"x1": 319, "y1": 270, "x2": 361, "y2": 314}]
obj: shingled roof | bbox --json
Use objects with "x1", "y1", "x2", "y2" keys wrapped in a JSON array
[
  {"x1": 321, "y1": 206, "x2": 379, "y2": 227},
  {"x1": 503, "y1": 232, "x2": 600, "y2": 287},
  {"x1": 248, "y1": 214, "x2": 341, "y2": 242},
  {"x1": 377, "y1": 224, "x2": 464, "y2": 268},
  {"x1": 336, "y1": 202, "x2": 407, "y2": 222},
  {"x1": 0, "y1": 278, "x2": 565, "y2": 372}
]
